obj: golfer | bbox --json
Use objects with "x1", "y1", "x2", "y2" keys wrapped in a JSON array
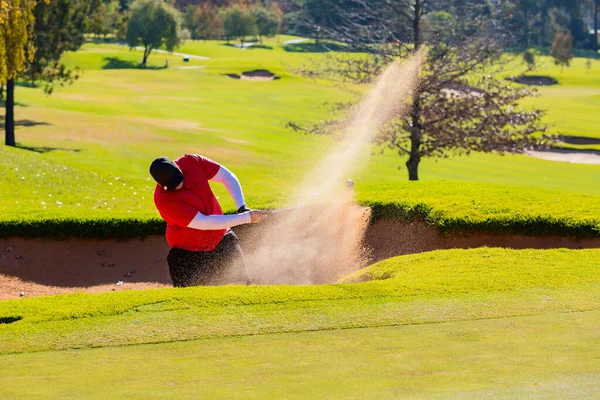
[{"x1": 150, "y1": 154, "x2": 267, "y2": 287}]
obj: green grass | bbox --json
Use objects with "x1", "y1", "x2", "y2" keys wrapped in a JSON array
[
  {"x1": 357, "y1": 181, "x2": 600, "y2": 237},
  {"x1": 2, "y1": 41, "x2": 600, "y2": 237},
  {"x1": 1, "y1": 248, "x2": 599, "y2": 354},
  {"x1": 1, "y1": 248, "x2": 600, "y2": 398},
  {"x1": 2, "y1": 311, "x2": 600, "y2": 400},
  {"x1": 0, "y1": 179, "x2": 598, "y2": 239},
  {"x1": 1, "y1": 41, "x2": 599, "y2": 398},
  {"x1": 1, "y1": 38, "x2": 598, "y2": 238},
  {"x1": 504, "y1": 55, "x2": 600, "y2": 140}
]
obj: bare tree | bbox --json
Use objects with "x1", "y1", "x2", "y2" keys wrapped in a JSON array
[
  {"x1": 290, "y1": 0, "x2": 557, "y2": 180},
  {"x1": 550, "y1": 30, "x2": 573, "y2": 72}
]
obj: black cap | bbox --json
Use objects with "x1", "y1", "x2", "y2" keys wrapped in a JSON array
[{"x1": 149, "y1": 157, "x2": 184, "y2": 191}]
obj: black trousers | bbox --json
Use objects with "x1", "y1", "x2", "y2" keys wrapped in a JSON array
[{"x1": 167, "y1": 231, "x2": 250, "y2": 287}]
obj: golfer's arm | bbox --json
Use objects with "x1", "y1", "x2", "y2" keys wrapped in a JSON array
[
  {"x1": 211, "y1": 166, "x2": 246, "y2": 209},
  {"x1": 187, "y1": 211, "x2": 251, "y2": 230}
]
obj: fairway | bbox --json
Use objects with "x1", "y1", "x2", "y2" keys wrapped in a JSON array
[{"x1": 2, "y1": 310, "x2": 600, "y2": 399}]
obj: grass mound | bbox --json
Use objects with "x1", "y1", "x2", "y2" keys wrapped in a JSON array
[{"x1": 340, "y1": 247, "x2": 600, "y2": 284}]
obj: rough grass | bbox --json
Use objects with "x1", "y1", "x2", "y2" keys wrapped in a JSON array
[{"x1": 1, "y1": 248, "x2": 599, "y2": 354}]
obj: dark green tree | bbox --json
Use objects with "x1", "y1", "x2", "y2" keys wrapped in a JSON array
[
  {"x1": 193, "y1": 4, "x2": 223, "y2": 41},
  {"x1": 3, "y1": 0, "x2": 95, "y2": 147},
  {"x1": 222, "y1": 6, "x2": 257, "y2": 47},
  {"x1": 126, "y1": 0, "x2": 182, "y2": 65},
  {"x1": 250, "y1": 6, "x2": 280, "y2": 43}
]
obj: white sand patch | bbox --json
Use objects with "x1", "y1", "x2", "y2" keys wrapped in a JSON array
[
  {"x1": 527, "y1": 150, "x2": 600, "y2": 165},
  {"x1": 284, "y1": 38, "x2": 309, "y2": 45}
]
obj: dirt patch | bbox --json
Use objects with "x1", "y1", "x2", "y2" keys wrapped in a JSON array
[
  {"x1": 224, "y1": 70, "x2": 280, "y2": 81},
  {"x1": 223, "y1": 137, "x2": 251, "y2": 145},
  {"x1": 129, "y1": 117, "x2": 200, "y2": 131},
  {"x1": 2, "y1": 220, "x2": 599, "y2": 300},
  {"x1": 505, "y1": 75, "x2": 559, "y2": 86}
]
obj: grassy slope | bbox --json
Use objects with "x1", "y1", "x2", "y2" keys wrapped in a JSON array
[
  {"x1": 1, "y1": 248, "x2": 599, "y2": 354},
  {"x1": 2, "y1": 311, "x2": 600, "y2": 400}
]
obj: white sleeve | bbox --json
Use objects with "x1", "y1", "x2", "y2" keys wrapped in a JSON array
[
  {"x1": 211, "y1": 166, "x2": 246, "y2": 209},
  {"x1": 187, "y1": 211, "x2": 251, "y2": 230}
]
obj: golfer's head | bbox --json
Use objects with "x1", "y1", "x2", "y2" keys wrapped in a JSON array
[{"x1": 149, "y1": 157, "x2": 184, "y2": 191}]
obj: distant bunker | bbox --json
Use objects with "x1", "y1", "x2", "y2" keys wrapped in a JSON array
[
  {"x1": 225, "y1": 69, "x2": 280, "y2": 81},
  {"x1": 505, "y1": 75, "x2": 559, "y2": 86}
]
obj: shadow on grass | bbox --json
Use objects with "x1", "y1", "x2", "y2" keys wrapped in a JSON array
[
  {"x1": 0, "y1": 100, "x2": 28, "y2": 107},
  {"x1": 283, "y1": 42, "x2": 355, "y2": 53},
  {"x1": 247, "y1": 44, "x2": 273, "y2": 50},
  {"x1": 560, "y1": 135, "x2": 600, "y2": 146},
  {"x1": 0, "y1": 118, "x2": 51, "y2": 129},
  {"x1": 102, "y1": 57, "x2": 167, "y2": 70},
  {"x1": 15, "y1": 81, "x2": 38, "y2": 89},
  {"x1": 15, "y1": 143, "x2": 81, "y2": 153}
]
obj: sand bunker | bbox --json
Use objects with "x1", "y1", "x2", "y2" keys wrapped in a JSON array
[
  {"x1": 2, "y1": 220, "x2": 600, "y2": 300},
  {"x1": 225, "y1": 70, "x2": 280, "y2": 81},
  {"x1": 506, "y1": 75, "x2": 559, "y2": 86},
  {"x1": 527, "y1": 149, "x2": 600, "y2": 165}
]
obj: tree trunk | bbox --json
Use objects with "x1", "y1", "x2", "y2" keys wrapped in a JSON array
[
  {"x1": 5, "y1": 79, "x2": 15, "y2": 147},
  {"x1": 404, "y1": 0, "x2": 423, "y2": 180},
  {"x1": 406, "y1": 94, "x2": 422, "y2": 181},
  {"x1": 142, "y1": 45, "x2": 151, "y2": 65},
  {"x1": 413, "y1": 0, "x2": 422, "y2": 51}
]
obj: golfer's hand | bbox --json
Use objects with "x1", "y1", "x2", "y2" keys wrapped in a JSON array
[{"x1": 250, "y1": 210, "x2": 269, "y2": 223}]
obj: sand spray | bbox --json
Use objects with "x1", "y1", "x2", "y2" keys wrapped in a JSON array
[{"x1": 243, "y1": 50, "x2": 424, "y2": 284}]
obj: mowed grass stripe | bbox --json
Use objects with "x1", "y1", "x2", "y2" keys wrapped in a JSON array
[
  {"x1": 1, "y1": 310, "x2": 599, "y2": 399},
  {"x1": 1, "y1": 286, "x2": 599, "y2": 355}
]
